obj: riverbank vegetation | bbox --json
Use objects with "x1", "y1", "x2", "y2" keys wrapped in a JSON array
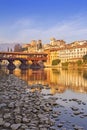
[
  {"x1": 51, "y1": 54, "x2": 87, "y2": 69},
  {"x1": 52, "y1": 59, "x2": 61, "y2": 65}
]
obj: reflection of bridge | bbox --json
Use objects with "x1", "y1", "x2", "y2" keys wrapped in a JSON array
[{"x1": 0, "y1": 52, "x2": 48, "y2": 69}]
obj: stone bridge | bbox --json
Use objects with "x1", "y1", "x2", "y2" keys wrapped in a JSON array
[{"x1": 0, "y1": 52, "x2": 48, "y2": 70}]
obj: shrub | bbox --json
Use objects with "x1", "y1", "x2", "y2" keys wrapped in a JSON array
[
  {"x1": 62, "y1": 62, "x2": 69, "y2": 67},
  {"x1": 77, "y1": 60, "x2": 82, "y2": 66},
  {"x1": 52, "y1": 59, "x2": 61, "y2": 65},
  {"x1": 83, "y1": 54, "x2": 87, "y2": 63}
]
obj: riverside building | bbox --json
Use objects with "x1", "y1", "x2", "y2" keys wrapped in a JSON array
[
  {"x1": 59, "y1": 43, "x2": 87, "y2": 63},
  {"x1": 45, "y1": 42, "x2": 87, "y2": 65},
  {"x1": 22, "y1": 39, "x2": 87, "y2": 65}
]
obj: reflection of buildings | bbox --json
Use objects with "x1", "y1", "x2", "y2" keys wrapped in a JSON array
[
  {"x1": 14, "y1": 69, "x2": 47, "y2": 85},
  {"x1": 14, "y1": 68, "x2": 87, "y2": 94},
  {"x1": 46, "y1": 68, "x2": 87, "y2": 94}
]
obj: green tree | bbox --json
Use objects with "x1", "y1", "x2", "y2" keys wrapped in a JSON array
[
  {"x1": 83, "y1": 54, "x2": 87, "y2": 63},
  {"x1": 77, "y1": 60, "x2": 82, "y2": 66},
  {"x1": 62, "y1": 62, "x2": 69, "y2": 67},
  {"x1": 52, "y1": 59, "x2": 61, "y2": 65}
]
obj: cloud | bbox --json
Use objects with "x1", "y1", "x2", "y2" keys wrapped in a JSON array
[{"x1": 0, "y1": 15, "x2": 87, "y2": 43}]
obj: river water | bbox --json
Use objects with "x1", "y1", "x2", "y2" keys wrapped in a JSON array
[{"x1": 2, "y1": 68, "x2": 87, "y2": 129}]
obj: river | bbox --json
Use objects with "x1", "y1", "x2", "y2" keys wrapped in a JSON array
[{"x1": 2, "y1": 68, "x2": 87, "y2": 129}]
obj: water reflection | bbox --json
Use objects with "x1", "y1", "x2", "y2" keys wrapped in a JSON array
[
  {"x1": 83, "y1": 70, "x2": 87, "y2": 79},
  {"x1": 14, "y1": 68, "x2": 47, "y2": 85},
  {"x1": 13, "y1": 68, "x2": 87, "y2": 94}
]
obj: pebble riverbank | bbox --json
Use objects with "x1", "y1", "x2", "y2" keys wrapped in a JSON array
[
  {"x1": 0, "y1": 71, "x2": 58, "y2": 130},
  {"x1": 0, "y1": 71, "x2": 87, "y2": 130}
]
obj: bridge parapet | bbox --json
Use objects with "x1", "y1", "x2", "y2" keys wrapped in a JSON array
[{"x1": 0, "y1": 52, "x2": 48, "y2": 61}]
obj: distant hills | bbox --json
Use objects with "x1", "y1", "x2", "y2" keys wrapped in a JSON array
[{"x1": 0, "y1": 43, "x2": 23, "y2": 51}]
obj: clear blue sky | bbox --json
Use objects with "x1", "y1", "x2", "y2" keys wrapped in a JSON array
[{"x1": 0, "y1": 0, "x2": 87, "y2": 43}]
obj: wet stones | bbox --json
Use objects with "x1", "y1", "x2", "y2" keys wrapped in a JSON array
[
  {"x1": 0, "y1": 74, "x2": 58, "y2": 129},
  {"x1": 57, "y1": 123, "x2": 63, "y2": 127},
  {"x1": 0, "y1": 103, "x2": 7, "y2": 109},
  {"x1": 30, "y1": 84, "x2": 44, "y2": 90},
  {"x1": 8, "y1": 102, "x2": 15, "y2": 108},
  {"x1": 73, "y1": 111, "x2": 81, "y2": 115},
  {"x1": 11, "y1": 123, "x2": 21, "y2": 130},
  {"x1": 0, "y1": 72, "x2": 87, "y2": 130},
  {"x1": 70, "y1": 106, "x2": 86, "y2": 117},
  {"x1": 22, "y1": 117, "x2": 29, "y2": 123},
  {"x1": 69, "y1": 98, "x2": 86, "y2": 106},
  {"x1": 4, "y1": 113, "x2": 11, "y2": 119},
  {"x1": 0, "y1": 118, "x2": 4, "y2": 125},
  {"x1": 15, "y1": 115, "x2": 22, "y2": 123},
  {"x1": 71, "y1": 106, "x2": 79, "y2": 111},
  {"x1": 4, "y1": 122, "x2": 10, "y2": 128},
  {"x1": 73, "y1": 125, "x2": 84, "y2": 130}
]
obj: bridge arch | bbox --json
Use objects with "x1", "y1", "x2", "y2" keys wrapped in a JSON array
[{"x1": 0, "y1": 52, "x2": 48, "y2": 69}]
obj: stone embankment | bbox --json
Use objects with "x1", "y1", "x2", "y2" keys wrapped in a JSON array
[{"x1": 0, "y1": 71, "x2": 57, "y2": 130}]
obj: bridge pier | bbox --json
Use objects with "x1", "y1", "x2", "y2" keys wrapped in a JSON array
[
  {"x1": 7, "y1": 59, "x2": 16, "y2": 70},
  {"x1": 30, "y1": 61, "x2": 41, "y2": 69},
  {"x1": 19, "y1": 59, "x2": 28, "y2": 70}
]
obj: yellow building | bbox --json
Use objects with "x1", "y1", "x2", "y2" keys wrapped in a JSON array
[{"x1": 50, "y1": 48, "x2": 60, "y2": 65}]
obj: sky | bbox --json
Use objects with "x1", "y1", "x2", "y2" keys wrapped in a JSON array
[{"x1": 0, "y1": 0, "x2": 87, "y2": 44}]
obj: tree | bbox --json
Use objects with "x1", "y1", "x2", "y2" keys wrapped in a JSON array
[
  {"x1": 77, "y1": 60, "x2": 82, "y2": 66},
  {"x1": 52, "y1": 59, "x2": 61, "y2": 65},
  {"x1": 62, "y1": 62, "x2": 69, "y2": 67},
  {"x1": 14, "y1": 44, "x2": 22, "y2": 52},
  {"x1": 37, "y1": 40, "x2": 42, "y2": 50},
  {"x1": 83, "y1": 54, "x2": 87, "y2": 63}
]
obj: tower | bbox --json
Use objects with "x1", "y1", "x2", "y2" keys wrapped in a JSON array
[{"x1": 37, "y1": 40, "x2": 42, "y2": 50}]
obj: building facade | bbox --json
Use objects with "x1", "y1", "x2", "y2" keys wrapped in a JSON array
[{"x1": 59, "y1": 44, "x2": 87, "y2": 63}]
